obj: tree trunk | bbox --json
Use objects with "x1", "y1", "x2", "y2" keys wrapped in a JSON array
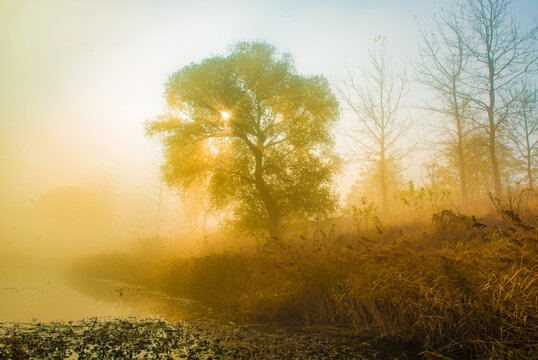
[
  {"x1": 525, "y1": 115, "x2": 534, "y2": 189},
  {"x1": 488, "y1": 118, "x2": 502, "y2": 196},
  {"x1": 379, "y1": 149, "x2": 388, "y2": 213},
  {"x1": 453, "y1": 85, "x2": 468, "y2": 204},
  {"x1": 457, "y1": 125, "x2": 468, "y2": 204},
  {"x1": 527, "y1": 148, "x2": 534, "y2": 190},
  {"x1": 488, "y1": 57, "x2": 502, "y2": 196},
  {"x1": 254, "y1": 153, "x2": 280, "y2": 238}
]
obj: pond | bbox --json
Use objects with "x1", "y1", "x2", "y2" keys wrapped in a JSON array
[{"x1": 0, "y1": 261, "x2": 227, "y2": 324}]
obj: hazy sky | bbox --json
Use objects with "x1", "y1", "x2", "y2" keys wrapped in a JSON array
[{"x1": 1, "y1": 0, "x2": 536, "y2": 204}]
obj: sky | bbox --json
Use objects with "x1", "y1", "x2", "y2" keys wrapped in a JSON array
[{"x1": 1, "y1": 0, "x2": 536, "y2": 206}]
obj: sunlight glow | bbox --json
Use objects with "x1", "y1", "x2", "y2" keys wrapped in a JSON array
[{"x1": 221, "y1": 111, "x2": 231, "y2": 120}]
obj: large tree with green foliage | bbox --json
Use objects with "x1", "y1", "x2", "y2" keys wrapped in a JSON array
[{"x1": 147, "y1": 42, "x2": 340, "y2": 238}]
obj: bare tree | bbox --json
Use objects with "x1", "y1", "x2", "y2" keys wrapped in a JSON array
[
  {"x1": 457, "y1": 0, "x2": 537, "y2": 196},
  {"x1": 339, "y1": 37, "x2": 409, "y2": 212},
  {"x1": 415, "y1": 11, "x2": 472, "y2": 203},
  {"x1": 508, "y1": 83, "x2": 537, "y2": 188}
]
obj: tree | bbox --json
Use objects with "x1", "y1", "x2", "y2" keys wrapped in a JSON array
[
  {"x1": 178, "y1": 178, "x2": 211, "y2": 233},
  {"x1": 415, "y1": 11, "x2": 472, "y2": 203},
  {"x1": 345, "y1": 156, "x2": 403, "y2": 210},
  {"x1": 457, "y1": 0, "x2": 537, "y2": 196},
  {"x1": 507, "y1": 83, "x2": 537, "y2": 188},
  {"x1": 147, "y1": 42, "x2": 340, "y2": 238},
  {"x1": 339, "y1": 37, "x2": 409, "y2": 212},
  {"x1": 431, "y1": 128, "x2": 521, "y2": 198}
]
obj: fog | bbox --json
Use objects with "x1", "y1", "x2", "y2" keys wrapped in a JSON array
[
  {"x1": 0, "y1": 2, "x2": 536, "y2": 359},
  {"x1": 1, "y1": 0, "x2": 536, "y2": 262}
]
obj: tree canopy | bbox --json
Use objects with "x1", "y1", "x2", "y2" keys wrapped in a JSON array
[{"x1": 147, "y1": 41, "x2": 341, "y2": 238}]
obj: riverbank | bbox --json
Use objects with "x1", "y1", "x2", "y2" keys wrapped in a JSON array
[
  {"x1": 69, "y1": 206, "x2": 538, "y2": 359},
  {"x1": 0, "y1": 266, "x2": 388, "y2": 359}
]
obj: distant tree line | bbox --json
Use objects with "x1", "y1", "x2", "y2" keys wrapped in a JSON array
[{"x1": 344, "y1": 0, "x2": 536, "y2": 213}]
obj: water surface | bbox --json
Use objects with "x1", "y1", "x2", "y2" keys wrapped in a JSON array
[{"x1": 0, "y1": 261, "x2": 216, "y2": 323}]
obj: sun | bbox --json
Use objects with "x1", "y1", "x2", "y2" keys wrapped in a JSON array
[{"x1": 220, "y1": 111, "x2": 231, "y2": 120}]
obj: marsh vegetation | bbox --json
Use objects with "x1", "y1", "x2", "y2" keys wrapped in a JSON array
[{"x1": 69, "y1": 194, "x2": 537, "y2": 359}]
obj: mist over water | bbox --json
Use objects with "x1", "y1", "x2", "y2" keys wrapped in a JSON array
[
  {"x1": 0, "y1": 262, "x2": 130, "y2": 322},
  {"x1": 0, "y1": 260, "x2": 221, "y2": 323}
]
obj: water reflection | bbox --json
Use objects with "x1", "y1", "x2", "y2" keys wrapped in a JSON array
[
  {"x1": 0, "y1": 261, "x2": 230, "y2": 325},
  {"x1": 0, "y1": 263, "x2": 144, "y2": 322},
  {"x1": 68, "y1": 277, "x2": 232, "y2": 324}
]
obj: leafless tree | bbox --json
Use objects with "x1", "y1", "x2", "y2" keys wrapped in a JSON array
[
  {"x1": 415, "y1": 11, "x2": 472, "y2": 203},
  {"x1": 508, "y1": 83, "x2": 537, "y2": 188},
  {"x1": 339, "y1": 37, "x2": 409, "y2": 212},
  {"x1": 457, "y1": 0, "x2": 537, "y2": 196}
]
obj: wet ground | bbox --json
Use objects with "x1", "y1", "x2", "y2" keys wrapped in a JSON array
[{"x1": 0, "y1": 318, "x2": 380, "y2": 359}]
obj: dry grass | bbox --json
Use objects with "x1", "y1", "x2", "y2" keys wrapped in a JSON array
[{"x1": 70, "y1": 201, "x2": 538, "y2": 359}]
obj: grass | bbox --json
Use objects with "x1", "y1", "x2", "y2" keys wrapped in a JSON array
[{"x1": 70, "y1": 199, "x2": 538, "y2": 359}]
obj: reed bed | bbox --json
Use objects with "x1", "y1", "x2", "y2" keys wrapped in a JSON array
[{"x1": 71, "y1": 204, "x2": 537, "y2": 359}]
